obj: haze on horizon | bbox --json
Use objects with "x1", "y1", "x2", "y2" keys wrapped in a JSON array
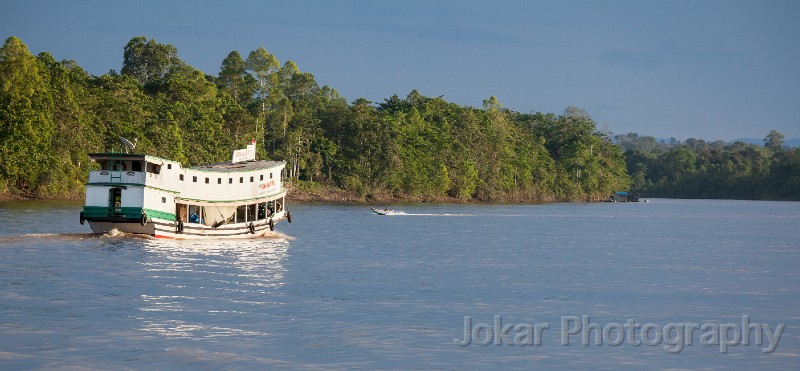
[{"x1": 3, "y1": 0, "x2": 798, "y2": 141}]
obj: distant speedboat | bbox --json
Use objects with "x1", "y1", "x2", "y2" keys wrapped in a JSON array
[{"x1": 371, "y1": 207, "x2": 392, "y2": 215}]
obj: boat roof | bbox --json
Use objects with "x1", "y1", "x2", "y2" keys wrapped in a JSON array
[
  {"x1": 89, "y1": 152, "x2": 147, "y2": 158},
  {"x1": 88, "y1": 153, "x2": 284, "y2": 172},
  {"x1": 88, "y1": 153, "x2": 170, "y2": 162},
  {"x1": 190, "y1": 160, "x2": 284, "y2": 172}
]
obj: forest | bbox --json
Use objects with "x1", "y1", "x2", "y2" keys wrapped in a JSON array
[
  {"x1": 0, "y1": 36, "x2": 631, "y2": 202},
  {"x1": 618, "y1": 131, "x2": 800, "y2": 200},
  {"x1": 1, "y1": 36, "x2": 796, "y2": 202}
]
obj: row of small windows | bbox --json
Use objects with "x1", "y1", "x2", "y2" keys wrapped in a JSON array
[
  {"x1": 97, "y1": 160, "x2": 172, "y2": 173},
  {"x1": 179, "y1": 173, "x2": 272, "y2": 182}
]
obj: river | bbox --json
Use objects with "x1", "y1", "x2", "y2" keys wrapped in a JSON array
[{"x1": 1, "y1": 199, "x2": 798, "y2": 369}]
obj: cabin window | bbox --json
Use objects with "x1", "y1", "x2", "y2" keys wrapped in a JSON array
[
  {"x1": 270, "y1": 172, "x2": 273, "y2": 179},
  {"x1": 260, "y1": 174, "x2": 263, "y2": 181},
  {"x1": 193, "y1": 176, "x2": 197, "y2": 182},
  {"x1": 250, "y1": 176, "x2": 254, "y2": 182},
  {"x1": 132, "y1": 161, "x2": 143, "y2": 172},
  {"x1": 167, "y1": 164, "x2": 172, "y2": 170},
  {"x1": 188, "y1": 205, "x2": 204, "y2": 224},
  {"x1": 146, "y1": 163, "x2": 161, "y2": 174},
  {"x1": 176, "y1": 204, "x2": 187, "y2": 222},
  {"x1": 236, "y1": 205, "x2": 246, "y2": 223},
  {"x1": 247, "y1": 204, "x2": 256, "y2": 222},
  {"x1": 109, "y1": 188, "x2": 122, "y2": 208},
  {"x1": 179, "y1": 174, "x2": 184, "y2": 181},
  {"x1": 258, "y1": 202, "x2": 267, "y2": 220},
  {"x1": 161, "y1": 197, "x2": 166, "y2": 203},
  {"x1": 229, "y1": 178, "x2": 233, "y2": 184},
  {"x1": 240, "y1": 177, "x2": 243, "y2": 183},
  {"x1": 218, "y1": 178, "x2": 221, "y2": 184},
  {"x1": 112, "y1": 161, "x2": 125, "y2": 171},
  {"x1": 205, "y1": 177, "x2": 209, "y2": 184}
]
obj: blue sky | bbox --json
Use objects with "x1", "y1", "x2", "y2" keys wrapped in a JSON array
[{"x1": 3, "y1": 0, "x2": 799, "y2": 140}]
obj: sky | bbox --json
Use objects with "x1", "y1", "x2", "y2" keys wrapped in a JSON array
[{"x1": 3, "y1": 0, "x2": 799, "y2": 141}]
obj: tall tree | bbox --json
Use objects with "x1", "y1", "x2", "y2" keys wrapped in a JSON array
[
  {"x1": 764, "y1": 129, "x2": 785, "y2": 152},
  {"x1": 245, "y1": 47, "x2": 280, "y2": 151},
  {"x1": 121, "y1": 36, "x2": 178, "y2": 86},
  {"x1": 160, "y1": 62, "x2": 227, "y2": 165},
  {"x1": 0, "y1": 37, "x2": 54, "y2": 193},
  {"x1": 217, "y1": 51, "x2": 256, "y2": 107},
  {"x1": 36, "y1": 53, "x2": 96, "y2": 196},
  {"x1": 245, "y1": 47, "x2": 280, "y2": 106}
]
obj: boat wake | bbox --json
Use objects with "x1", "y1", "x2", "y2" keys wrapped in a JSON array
[
  {"x1": 100, "y1": 229, "x2": 155, "y2": 239},
  {"x1": 377, "y1": 211, "x2": 476, "y2": 217},
  {"x1": 0, "y1": 233, "x2": 110, "y2": 243}
]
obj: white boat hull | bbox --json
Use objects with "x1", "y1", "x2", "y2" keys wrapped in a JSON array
[{"x1": 89, "y1": 212, "x2": 288, "y2": 239}]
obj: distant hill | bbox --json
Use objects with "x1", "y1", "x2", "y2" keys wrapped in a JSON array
[
  {"x1": 616, "y1": 133, "x2": 800, "y2": 152},
  {"x1": 731, "y1": 138, "x2": 800, "y2": 148}
]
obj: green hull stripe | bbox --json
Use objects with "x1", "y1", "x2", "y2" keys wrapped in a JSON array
[
  {"x1": 143, "y1": 208, "x2": 176, "y2": 220},
  {"x1": 83, "y1": 206, "x2": 175, "y2": 221},
  {"x1": 83, "y1": 206, "x2": 142, "y2": 219}
]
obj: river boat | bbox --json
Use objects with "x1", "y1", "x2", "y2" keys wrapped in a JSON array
[
  {"x1": 609, "y1": 191, "x2": 641, "y2": 202},
  {"x1": 80, "y1": 140, "x2": 291, "y2": 238}
]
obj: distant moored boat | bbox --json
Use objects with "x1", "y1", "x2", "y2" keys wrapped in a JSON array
[{"x1": 609, "y1": 191, "x2": 641, "y2": 202}]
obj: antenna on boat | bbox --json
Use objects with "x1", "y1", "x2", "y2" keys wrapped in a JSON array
[{"x1": 120, "y1": 137, "x2": 138, "y2": 153}]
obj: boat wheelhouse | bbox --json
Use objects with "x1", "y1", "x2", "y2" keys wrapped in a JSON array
[{"x1": 80, "y1": 141, "x2": 291, "y2": 238}]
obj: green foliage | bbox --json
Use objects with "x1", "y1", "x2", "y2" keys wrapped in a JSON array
[
  {"x1": 217, "y1": 51, "x2": 257, "y2": 107},
  {"x1": 1, "y1": 36, "x2": 633, "y2": 201},
  {"x1": 0, "y1": 37, "x2": 55, "y2": 193},
  {"x1": 121, "y1": 36, "x2": 179, "y2": 86},
  {"x1": 624, "y1": 131, "x2": 800, "y2": 200},
  {"x1": 764, "y1": 129, "x2": 785, "y2": 153}
]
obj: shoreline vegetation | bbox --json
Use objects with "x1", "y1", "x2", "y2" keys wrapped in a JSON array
[
  {"x1": 2, "y1": 36, "x2": 798, "y2": 202},
  {"x1": 0, "y1": 181, "x2": 557, "y2": 204}
]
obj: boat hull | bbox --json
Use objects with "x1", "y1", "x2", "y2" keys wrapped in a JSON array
[{"x1": 89, "y1": 212, "x2": 287, "y2": 239}]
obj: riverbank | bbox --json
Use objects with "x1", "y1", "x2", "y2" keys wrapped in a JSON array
[
  {"x1": 0, "y1": 182, "x2": 579, "y2": 204},
  {"x1": 285, "y1": 182, "x2": 575, "y2": 203},
  {"x1": 0, "y1": 187, "x2": 83, "y2": 202},
  {"x1": 0, "y1": 183, "x2": 444, "y2": 203},
  {"x1": 285, "y1": 182, "x2": 469, "y2": 203}
]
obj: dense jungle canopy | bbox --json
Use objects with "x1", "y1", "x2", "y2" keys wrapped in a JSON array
[{"x1": 1, "y1": 36, "x2": 796, "y2": 201}]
